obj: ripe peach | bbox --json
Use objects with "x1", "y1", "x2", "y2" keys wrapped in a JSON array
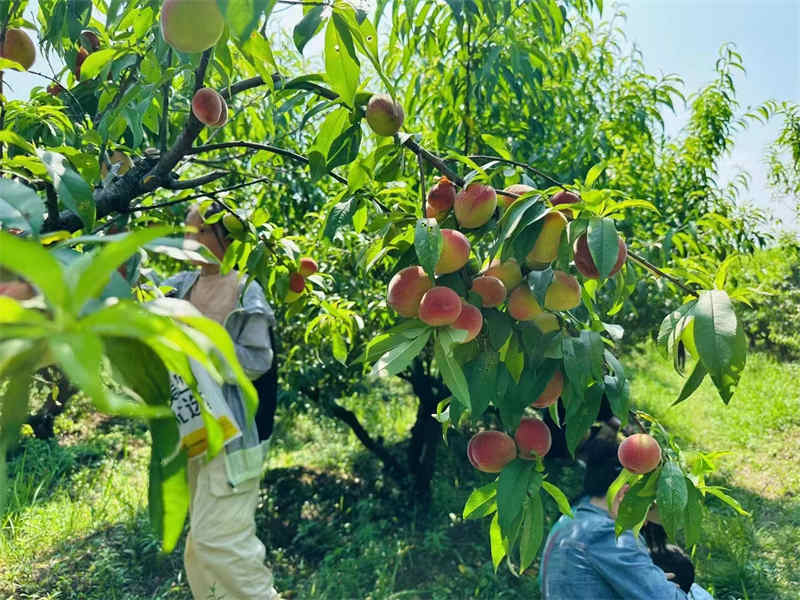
[
  {"x1": 471, "y1": 275, "x2": 506, "y2": 307},
  {"x1": 508, "y1": 285, "x2": 543, "y2": 321},
  {"x1": 515, "y1": 418, "x2": 552, "y2": 459},
  {"x1": 533, "y1": 313, "x2": 559, "y2": 335},
  {"x1": 550, "y1": 190, "x2": 581, "y2": 207},
  {"x1": 573, "y1": 234, "x2": 627, "y2": 279},
  {"x1": 454, "y1": 183, "x2": 497, "y2": 229},
  {"x1": 160, "y1": 0, "x2": 224, "y2": 54},
  {"x1": 75, "y1": 47, "x2": 89, "y2": 79},
  {"x1": 418, "y1": 286, "x2": 463, "y2": 326},
  {"x1": 544, "y1": 271, "x2": 581, "y2": 311},
  {"x1": 386, "y1": 266, "x2": 432, "y2": 317},
  {"x1": 435, "y1": 229, "x2": 471, "y2": 275},
  {"x1": 299, "y1": 257, "x2": 318, "y2": 277},
  {"x1": 426, "y1": 177, "x2": 456, "y2": 216},
  {"x1": 1, "y1": 29, "x2": 35, "y2": 71},
  {"x1": 525, "y1": 212, "x2": 568, "y2": 268},
  {"x1": 451, "y1": 300, "x2": 482, "y2": 343},
  {"x1": 618, "y1": 433, "x2": 662, "y2": 474},
  {"x1": 80, "y1": 29, "x2": 101, "y2": 52},
  {"x1": 289, "y1": 272, "x2": 305, "y2": 293},
  {"x1": 501, "y1": 183, "x2": 534, "y2": 211},
  {"x1": 47, "y1": 83, "x2": 64, "y2": 96},
  {"x1": 532, "y1": 370, "x2": 563, "y2": 408},
  {"x1": 365, "y1": 93, "x2": 404, "y2": 136},
  {"x1": 192, "y1": 87, "x2": 225, "y2": 126},
  {"x1": 210, "y1": 96, "x2": 228, "y2": 127},
  {"x1": 484, "y1": 258, "x2": 523, "y2": 290},
  {"x1": 467, "y1": 430, "x2": 517, "y2": 473}
]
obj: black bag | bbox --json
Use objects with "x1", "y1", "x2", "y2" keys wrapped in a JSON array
[{"x1": 252, "y1": 326, "x2": 278, "y2": 441}]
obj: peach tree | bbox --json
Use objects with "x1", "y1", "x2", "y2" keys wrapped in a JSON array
[{"x1": 0, "y1": 0, "x2": 752, "y2": 568}]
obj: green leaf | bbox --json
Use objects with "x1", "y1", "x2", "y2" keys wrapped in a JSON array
[
  {"x1": 0, "y1": 179, "x2": 45, "y2": 236},
  {"x1": 614, "y1": 474, "x2": 656, "y2": 537},
  {"x1": 481, "y1": 134, "x2": 512, "y2": 160},
  {"x1": 587, "y1": 217, "x2": 619, "y2": 280},
  {"x1": 220, "y1": 0, "x2": 274, "y2": 41},
  {"x1": 322, "y1": 196, "x2": 357, "y2": 241},
  {"x1": 484, "y1": 309, "x2": 512, "y2": 351},
  {"x1": 326, "y1": 124, "x2": 362, "y2": 170},
  {"x1": 656, "y1": 461, "x2": 688, "y2": 542},
  {"x1": 692, "y1": 290, "x2": 747, "y2": 403},
  {"x1": 564, "y1": 382, "x2": 603, "y2": 456},
  {"x1": 520, "y1": 492, "x2": 544, "y2": 571},
  {"x1": 324, "y1": 15, "x2": 360, "y2": 107},
  {"x1": 38, "y1": 150, "x2": 95, "y2": 231},
  {"x1": 497, "y1": 459, "x2": 536, "y2": 536},
  {"x1": 70, "y1": 226, "x2": 173, "y2": 314},
  {"x1": 434, "y1": 335, "x2": 470, "y2": 410},
  {"x1": 0, "y1": 232, "x2": 67, "y2": 308},
  {"x1": 147, "y1": 418, "x2": 189, "y2": 552},
  {"x1": 78, "y1": 48, "x2": 115, "y2": 80},
  {"x1": 414, "y1": 218, "x2": 442, "y2": 279},
  {"x1": 542, "y1": 480, "x2": 573, "y2": 517},
  {"x1": 704, "y1": 486, "x2": 751, "y2": 516},
  {"x1": 104, "y1": 337, "x2": 170, "y2": 406},
  {"x1": 465, "y1": 350, "x2": 499, "y2": 417},
  {"x1": 584, "y1": 162, "x2": 606, "y2": 188},
  {"x1": 527, "y1": 267, "x2": 553, "y2": 308},
  {"x1": 684, "y1": 479, "x2": 703, "y2": 547},
  {"x1": 293, "y1": 4, "x2": 326, "y2": 53},
  {"x1": 673, "y1": 360, "x2": 707, "y2": 406},
  {"x1": 463, "y1": 482, "x2": 498, "y2": 519},
  {"x1": 489, "y1": 512, "x2": 506, "y2": 571},
  {"x1": 370, "y1": 329, "x2": 431, "y2": 377},
  {"x1": 331, "y1": 330, "x2": 347, "y2": 364},
  {"x1": 0, "y1": 373, "x2": 34, "y2": 510},
  {"x1": 606, "y1": 468, "x2": 638, "y2": 512},
  {"x1": 657, "y1": 301, "x2": 697, "y2": 360}
]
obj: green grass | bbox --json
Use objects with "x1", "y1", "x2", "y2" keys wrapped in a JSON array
[{"x1": 1, "y1": 344, "x2": 798, "y2": 599}]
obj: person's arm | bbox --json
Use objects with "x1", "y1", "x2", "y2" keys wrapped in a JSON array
[
  {"x1": 586, "y1": 525, "x2": 688, "y2": 600},
  {"x1": 0, "y1": 281, "x2": 36, "y2": 300},
  {"x1": 227, "y1": 281, "x2": 275, "y2": 381}
]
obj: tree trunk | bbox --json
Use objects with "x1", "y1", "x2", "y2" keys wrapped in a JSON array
[{"x1": 27, "y1": 368, "x2": 75, "y2": 440}]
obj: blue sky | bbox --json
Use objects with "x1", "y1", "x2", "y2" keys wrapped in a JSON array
[{"x1": 5, "y1": 1, "x2": 798, "y2": 230}]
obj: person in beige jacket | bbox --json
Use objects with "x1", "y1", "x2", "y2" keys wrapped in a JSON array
[{"x1": 162, "y1": 201, "x2": 280, "y2": 600}]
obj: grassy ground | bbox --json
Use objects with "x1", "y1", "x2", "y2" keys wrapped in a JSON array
[{"x1": 1, "y1": 342, "x2": 798, "y2": 599}]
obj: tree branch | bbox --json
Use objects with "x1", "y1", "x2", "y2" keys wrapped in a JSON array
[
  {"x1": 627, "y1": 251, "x2": 698, "y2": 298},
  {"x1": 469, "y1": 155, "x2": 568, "y2": 190},
  {"x1": 122, "y1": 177, "x2": 271, "y2": 213},
  {"x1": 162, "y1": 170, "x2": 228, "y2": 190},
  {"x1": 159, "y1": 48, "x2": 172, "y2": 153}
]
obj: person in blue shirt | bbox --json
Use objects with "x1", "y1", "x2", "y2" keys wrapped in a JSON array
[{"x1": 540, "y1": 434, "x2": 713, "y2": 600}]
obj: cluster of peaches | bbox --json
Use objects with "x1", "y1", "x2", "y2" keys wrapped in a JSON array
[{"x1": 386, "y1": 177, "x2": 630, "y2": 472}]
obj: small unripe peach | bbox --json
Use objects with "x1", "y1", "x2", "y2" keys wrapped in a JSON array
[
  {"x1": 192, "y1": 87, "x2": 226, "y2": 126},
  {"x1": 508, "y1": 285, "x2": 543, "y2": 321},
  {"x1": 365, "y1": 93, "x2": 405, "y2": 136},
  {"x1": 454, "y1": 183, "x2": 497, "y2": 229},
  {"x1": 544, "y1": 271, "x2": 581, "y2": 311},
  {"x1": 160, "y1": 0, "x2": 224, "y2": 54},
  {"x1": 525, "y1": 212, "x2": 568, "y2": 268},
  {"x1": 299, "y1": 257, "x2": 318, "y2": 277},
  {"x1": 435, "y1": 229, "x2": 471, "y2": 275},
  {"x1": 426, "y1": 177, "x2": 456, "y2": 215},
  {"x1": 484, "y1": 258, "x2": 523, "y2": 290},
  {"x1": 386, "y1": 266, "x2": 432, "y2": 317},
  {"x1": 573, "y1": 234, "x2": 627, "y2": 279},
  {"x1": 289, "y1": 272, "x2": 305, "y2": 293},
  {"x1": 467, "y1": 430, "x2": 517, "y2": 473},
  {"x1": 418, "y1": 286, "x2": 463, "y2": 326},
  {"x1": 532, "y1": 312, "x2": 560, "y2": 335},
  {"x1": 451, "y1": 300, "x2": 482, "y2": 343},
  {"x1": 618, "y1": 433, "x2": 662, "y2": 474},
  {"x1": 501, "y1": 183, "x2": 534, "y2": 211},
  {"x1": 1, "y1": 29, "x2": 35, "y2": 71},
  {"x1": 471, "y1": 276, "x2": 506, "y2": 307},
  {"x1": 532, "y1": 370, "x2": 563, "y2": 408},
  {"x1": 515, "y1": 418, "x2": 552, "y2": 459}
]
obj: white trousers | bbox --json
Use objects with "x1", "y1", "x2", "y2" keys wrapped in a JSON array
[{"x1": 184, "y1": 453, "x2": 279, "y2": 600}]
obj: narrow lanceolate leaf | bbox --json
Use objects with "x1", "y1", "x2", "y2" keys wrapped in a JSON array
[
  {"x1": 370, "y1": 329, "x2": 431, "y2": 377},
  {"x1": 293, "y1": 4, "x2": 326, "y2": 53},
  {"x1": 684, "y1": 478, "x2": 703, "y2": 547},
  {"x1": 38, "y1": 150, "x2": 95, "y2": 231},
  {"x1": 0, "y1": 232, "x2": 66, "y2": 308},
  {"x1": 704, "y1": 486, "x2": 751, "y2": 516},
  {"x1": 414, "y1": 218, "x2": 442, "y2": 279},
  {"x1": 148, "y1": 418, "x2": 189, "y2": 553},
  {"x1": 325, "y1": 14, "x2": 360, "y2": 107},
  {"x1": 0, "y1": 180, "x2": 45, "y2": 236},
  {"x1": 542, "y1": 480, "x2": 573, "y2": 517},
  {"x1": 614, "y1": 475, "x2": 656, "y2": 537},
  {"x1": 520, "y1": 492, "x2": 544, "y2": 571},
  {"x1": 657, "y1": 301, "x2": 697, "y2": 359},
  {"x1": 564, "y1": 382, "x2": 603, "y2": 457},
  {"x1": 434, "y1": 334, "x2": 470, "y2": 409},
  {"x1": 497, "y1": 459, "x2": 535, "y2": 536},
  {"x1": 463, "y1": 482, "x2": 498, "y2": 519},
  {"x1": 584, "y1": 161, "x2": 606, "y2": 188},
  {"x1": 465, "y1": 350, "x2": 498, "y2": 418},
  {"x1": 673, "y1": 360, "x2": 707, "y2": 406},
  {"x1": 527, "y1": 267, "x2": 553, "y2": 309},
  {"x1": 692, "y1": 290, "x2": 747, "y2": 403},
  {"x1": 78, "y1": 48, "x2": 115, "y2": 80},
  {"x1": 587, "y1": 217, "x2": 619, "y2": 280},
  {"x1": 656, "y1": 462, "x2": 688, "y2": 542},
  {"x1": 489, "y1": 512, "x2": 506, "y2": 571}
]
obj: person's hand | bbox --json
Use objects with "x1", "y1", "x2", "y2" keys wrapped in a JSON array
[
  {"x1": 664, "y1": 572, "x2": 682, "y2": 589},
  {"x1": 0, "y1": 281, "x2": 36, "y2": 301}
]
